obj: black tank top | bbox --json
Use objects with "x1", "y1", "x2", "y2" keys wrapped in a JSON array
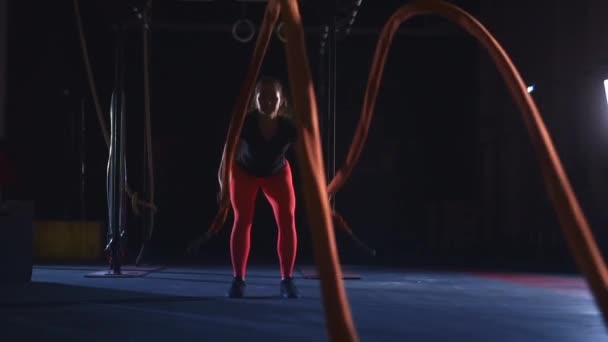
[{"x1": 235, "y1": 111, "x2": 297, "y2": 177}]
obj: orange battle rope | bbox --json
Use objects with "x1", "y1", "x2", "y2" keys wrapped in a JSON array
[
  {"x1": 280, "y1": 1, "x2": 358, "y2": 340},
  {"x1": 323, "y1": 0, "x2": 608, "y2": 333},
  {"x1": 187, "y1": 0, "x2": 281, "y2": 252}
]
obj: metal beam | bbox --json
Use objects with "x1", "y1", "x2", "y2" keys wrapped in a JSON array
[{"x1": 145, "y1": 22, "x2": 466, "y2": 37}]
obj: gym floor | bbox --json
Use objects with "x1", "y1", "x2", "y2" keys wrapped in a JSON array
[{"x1": 0, "y1": 265, "x2": 604, "y2": 341}]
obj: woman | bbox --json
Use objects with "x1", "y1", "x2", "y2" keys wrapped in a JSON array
[{"x1": 218, "y1": 76, "x2": 299, "y2": 299}]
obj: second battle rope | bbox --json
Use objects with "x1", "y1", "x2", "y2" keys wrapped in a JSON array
[{"x1": 325, "y1": 0, "x2": 608, "y2": 329}]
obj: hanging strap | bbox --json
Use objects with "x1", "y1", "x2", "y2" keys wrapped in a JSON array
[{"x1": 73, "y1": 0, "x2": 157, "y2": 216}]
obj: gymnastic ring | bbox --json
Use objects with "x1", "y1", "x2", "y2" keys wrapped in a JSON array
[
  {"x1": 275, "y1": 21, "x2": 287, "y2": 43},
  {"x1": 232, "y1": 19, "x2": 256, "y2": 43}
]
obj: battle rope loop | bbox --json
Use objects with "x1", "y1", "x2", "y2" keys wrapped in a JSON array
[{"x1": 325, "y1": 0, "x2": 608, "y2": 330}]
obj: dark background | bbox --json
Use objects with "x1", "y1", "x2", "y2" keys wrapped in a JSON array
[{"x1": 2, "y1": 0, "x2": 608, "y2": 272}]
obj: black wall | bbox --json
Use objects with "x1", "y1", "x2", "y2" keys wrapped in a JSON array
[
  {"x1": 6, "y1": 0, "x2": 607, "y2": 272},
  {"x1": 477, "y1": 0, "x2": 608, "y2": 271}
]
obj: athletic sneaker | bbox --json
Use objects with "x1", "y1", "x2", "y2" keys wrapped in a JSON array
[
  {"x1": 227, "y1": 277, "x2": 246, "y2": 298},
  {"x1": 280, "y1": 277, "x2": 300, "y2": 299}
]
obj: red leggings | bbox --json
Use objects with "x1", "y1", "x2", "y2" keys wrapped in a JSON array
[{"x1": 229, "y1": 161, "x2": 297, "y2": 279}]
